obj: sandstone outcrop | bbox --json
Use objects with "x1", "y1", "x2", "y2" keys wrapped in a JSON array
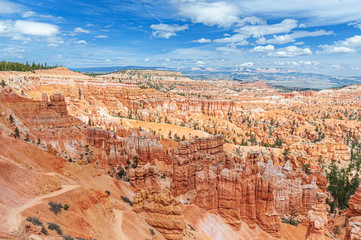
[
  {"x1": 133, "y1": 190, "x2": 186, "y2": 240},
  {"x1": 345, "y1": 220, "x2": 361, "y2": 240},
  {"x1": 348, "y1": 183, "x2": 361, "y2": 218},
  {"x1": 305, "y1": 193, "x2": 328, "y2": 240}
]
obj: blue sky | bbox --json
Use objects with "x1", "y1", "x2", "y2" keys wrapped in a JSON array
[{"x1": 1, "y1": 0, "x2": 361, "y2": 75}]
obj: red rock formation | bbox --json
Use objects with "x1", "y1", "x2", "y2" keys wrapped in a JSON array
[
  {"x1": 348, "y1": 183, "x2": 361, "y2": 218},
  {"x1": 172, "y1": 136, "x2": 226, "y2": 196},
  {"x1": 48, "y1": 93, "x2": 68, "y2": 115},
  {"x1": 305, "y1": 193, "x2": 328, "y2": 240},
  {"x1": 133, "y1": 190, "x2": 186, "y2": 240},
  {"x1": 128, "y1": 164, "x2": 160, "y2": 193},
  {"x1": 345, "y1": 220, "x2": 361, "y2": 240}
]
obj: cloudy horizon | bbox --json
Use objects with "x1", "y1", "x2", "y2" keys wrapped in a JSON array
[{"x1": 1, "y1": 0, "x2": 361, "y2": 76}]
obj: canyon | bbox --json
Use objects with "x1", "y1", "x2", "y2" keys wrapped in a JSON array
[{"x1": 0, "y1": 67, "x2": 360, "y2": 240}]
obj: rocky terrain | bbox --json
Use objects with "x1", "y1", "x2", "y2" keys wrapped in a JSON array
[{"x1": 0, "y1": 67, "x2": 360, "y2": 239}]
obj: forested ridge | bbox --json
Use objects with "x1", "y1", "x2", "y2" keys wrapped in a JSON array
[{"x1": 0, "y1": 61, "x2": 60, "y2": 71}]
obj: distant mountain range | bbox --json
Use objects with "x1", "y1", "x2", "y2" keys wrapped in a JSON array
[
  {"x1": 70, "y1": 66, "x2": 167, "y2": 73},
  {"x1": 72, "y1": 66, "x2": 361, "y2": 89}
]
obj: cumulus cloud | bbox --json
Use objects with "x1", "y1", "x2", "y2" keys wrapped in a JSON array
[
  {"x1": 196, "y1": 60, "x2": 205, "y2": 65},
  {"x1": 239, "y1": 62, "x2": 254, "y2": 67},
  {"x1": 251, "y1": 45, "x2": 275, "y2": 52},
  {"x1": 214, "y1": 19, "x2": 297, "y2": 46},
  {"x1": 237, "y1": 19, "x2": 298, "y2": 38},
  {"x1": 317, "y1": 35, "x2": 361, "y2": 54},
  {"x1": 237, "y1": 16, "x2": 265, "y2": 26},
  {"x1": 150, "y1": 23, "x2": 188, "y2": 39},
  {"x1": 76, "y1": 40, "x2": 87, "y2": 45},
  {"x1": 318, "y1": 45, "x2": 356, "y2": 54},
  {"x1": 175, "y1": 1, "x2": 241, "y2": 27},
  {"x1": 268, "y1": 46, "x2": 312, "y2": 57},
  {"x1": 265, "y1": 30, "x2": 334, "y2": 45},
  {"x1": 0, "y1": 20, "x2": 59, "y2": 39},
  {"x1": 14, "y1": 21, "x2": 59, "y2": 36},
  {"x1": 193, "y1": 38, "x2": 211, "y2": 43},
  {"x1": 74, "y1": 27, "x2": 90, "y2": 34}
]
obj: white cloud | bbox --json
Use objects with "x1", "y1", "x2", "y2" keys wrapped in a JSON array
[
  {"x1": 268, "y1": 46, "x2": 312, "y2": 57},
  {"x1": 0, "y1": 20, "x2": 60, "y2": 44},
  {"x1": 318, "y1": 45, "x2": 356, "y2": 54},
  {"x1": 349, "y1": 20, "x2": 361, "y2": 30},
  {"x1": 175, "y1": 1, "x2": 241, "y2": 27},
  {"x1": 317, "y1": 35, "x2": 361, "y2": 54},
  {"x1": 239, "y1": 62, "x2": 254, "y2": 67},
  {"x1": 214, "y1": 33, "x2": 248, "y2": 43},
  {"x1": 14, "y1": 21, "x2": 59, "y2": 36},
  {"x1": 236, "y1": 19, "x2": 298, "y2": 38},
  {"x1": 216, "y1": 46, "x2": 243, "y2": 54},
  {"x1": 266, "y1": 34, "x2": 294, "y2": 44},
  {"x1": 94, "y1": 35, "x2": 108, "y2": 39},
  {"x1": 265, "y1": 30, "x2": 334, "y2": 45},
  {"x1": 150, "y1": 23, "x2": 188, "y2": 39},
  {"x1": 251, "y1": 45, "x2": 275, "y2": 52},
  {"x1": 341, "y1": 35, "x2": 361, "y2": 47},
  {"x1": 196, "y1": 60, "x2": 205, "y2": 65},
  {"x1": 74, "y1": 27, "x2": 90, "y2": 34},
  {"x1": 0, "y1": 0, "x2": 24, "y2": 14},
  {"x1": 232, "y1": 0, "x2": 361, "y2": 26},
  {"x1": 193, "y1": 38, "x2": 211, "y2": 43},
  {"x1": 299, "y1": 23, "x2": 307, "y2": 28},
  {"x1": 237, "y1": 16, "x2": 265, "y2": 26},
  {"x1": 22, "y1": 11, "x2": 35, "y2": 18},
  {"x1": 76, "y1": 40, "x2": 87, "y2": 45},
  {"x1": 214, "y1": 19, "x2": 297, "y2": 46}
]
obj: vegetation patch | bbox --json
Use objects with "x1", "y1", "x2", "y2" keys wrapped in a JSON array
[
  {"x1": 48, "y1": 201, "x2": 63, "y2": 215},
  {"x1": 121, "y1": 196, "x2": 133, "y2": 206}
]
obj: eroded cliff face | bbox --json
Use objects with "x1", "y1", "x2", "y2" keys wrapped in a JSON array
[
  {"x1": 345, "y1": 221, "x2": 361, "y2": 240},
  {"x1": 348, "y1": 184, "x2": 361, "y2": 218},
  {"x1": 1, "y1": 68, "x2": 360, "y2": 240},
  {"x1": 305, "y1": 193, "x2": 329, "y2": 240},
  {"x1": 345, "y1": 184, "x2": 361, "y2": 240},
  {"x1": 171, "y1": 137, "x2": 324, "y2": 237},
  {"x1": 133, "y1": 190, "x2": 186, "y2": 240}
]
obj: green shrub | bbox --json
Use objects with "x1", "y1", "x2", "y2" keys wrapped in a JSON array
[
  {"x1": 26, "y1": 217, "x2": 43, "y2": 226},
  {"x1": 121, "y1": 196, "x2": 133, "y2": 206},
  {"x1": 64, "y1": 204, "x2": 69, "y2": 210},
  {"x1": 41, "y1": 226, "x2": 48, "y2": 235},
  {"x1": 48, "y1": 222, "x2": 62, "y2": 235},
  {"x1": 48, "y1": 201, "x2": 63, "y2": 215}
]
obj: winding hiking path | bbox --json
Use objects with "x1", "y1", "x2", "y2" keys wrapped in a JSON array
[{"x1": 2, "y1": 184, "x2": 80, "y2": 233}]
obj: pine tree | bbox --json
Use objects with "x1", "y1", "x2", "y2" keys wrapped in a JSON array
[
  {"x1": 9, "y1": 114, "x2": 14, "y2": 124},
  {"x1": 14, "y1": 127, "x2": 20, "y2": 139}
]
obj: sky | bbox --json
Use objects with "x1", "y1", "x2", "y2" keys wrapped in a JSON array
[{"x1": 1, "y1": 0, "x2": 361, "y2": 75}]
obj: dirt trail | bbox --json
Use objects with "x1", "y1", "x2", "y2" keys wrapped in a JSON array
[
  {"x1": 113, "y1": 209, "x2": 129, "y2": 240},
  {"x1": 2, "y1": 184, "x2": 80, "y2": 233}
]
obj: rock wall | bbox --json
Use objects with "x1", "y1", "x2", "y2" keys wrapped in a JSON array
[
  {"x1": 348, "y1": 183, "x2": 361, "y2": 218},
  {"x1": 133, "y1": 190, "x2": 186, "y2": 240},
  {"x1": 305, "y1": 193, "x2": 328, "y2": 240},
  {"x1": 172, "y1": 137, "x2": 324, "y2": 237}
]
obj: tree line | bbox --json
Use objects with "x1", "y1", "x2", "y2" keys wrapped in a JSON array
[{"x1": 0, "y1": 61, "x2": 61, "y2": 72}]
